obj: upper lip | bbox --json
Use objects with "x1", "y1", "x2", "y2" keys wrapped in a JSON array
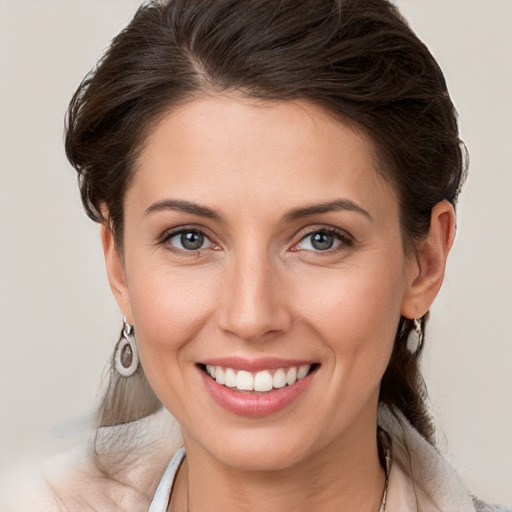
[{"x1": 199, "y1": 357, "x2": 317, "y2": 372}]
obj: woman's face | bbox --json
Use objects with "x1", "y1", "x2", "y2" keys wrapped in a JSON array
[{"x1": 106, "y1": 96, "x2": 421, "y2": 470}]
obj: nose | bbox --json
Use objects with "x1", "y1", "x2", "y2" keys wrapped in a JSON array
[{"x1": 217, "y1": 250, "x2": 292, "y2": 342}]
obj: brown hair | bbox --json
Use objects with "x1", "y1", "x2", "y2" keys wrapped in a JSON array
[{"x1": 66, "y1": 0, "x2": 467, "y2": 444}]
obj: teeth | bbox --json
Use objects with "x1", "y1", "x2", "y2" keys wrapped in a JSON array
[
  {"x1": 297, "y1": 365, "x2": 310, "y2": 380},
  {"x1": 236, "y1": 370, "x2": 254, "y2": 391},
  {"x1": 205, "y1": 364, "x2": 314, "y2": 392},
  {"x1": 215, "y1": 366, "x2": 225, "y2": 385},
  {"x1": 273, "y1": 369, "x2": 286, "y2": 389},
  {"x1": 286, "y1": 367, "x2": 297, "y2": 385},
  {"x1": 224, "y1": 368, "x2": 236, "y2": 388},
  {"x1": 254, "y1": 370, "x2": 273, "y2": 392}
]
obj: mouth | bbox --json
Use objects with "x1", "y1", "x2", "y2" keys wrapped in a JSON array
[
  {"x1": 198, "y1": 363, "x2": 319, "y2": 393},
  {"x1": 197, "y1": 360, "x2": 319, "y2": 416}
]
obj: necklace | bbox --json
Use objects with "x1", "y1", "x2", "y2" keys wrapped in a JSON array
[{"x1": 179, "y1": 430, "x2": 392, "y2": 512}]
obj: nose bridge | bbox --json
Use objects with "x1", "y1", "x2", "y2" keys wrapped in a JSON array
[{"x1": 218, "y1": 242, "x2": 290, "y2": 341}]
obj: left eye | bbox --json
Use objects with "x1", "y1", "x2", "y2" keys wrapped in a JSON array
[
  {"x1": 297, "y1": 230, "x2": 344, "y2": 251},
  {"x1": 167, "y1": 230, "x2": 213, "y2": 251}
]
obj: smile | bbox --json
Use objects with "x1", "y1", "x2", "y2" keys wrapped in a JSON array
[
  {"x1": 198, "y1": 360, "x2": 319, "y2": 416},
  {"x1": 204, "y1": 364, "x2": 312, "y2": 392}
]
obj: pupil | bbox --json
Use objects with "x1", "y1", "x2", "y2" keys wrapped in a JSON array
[
  {"x1": 311, "y1": 232, "x2": 334, "y2": 250},
  {"x1": 181, "y1": 231, "x2": 204, "y2": 250}
]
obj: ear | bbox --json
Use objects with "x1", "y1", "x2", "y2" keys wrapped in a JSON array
[
  {"x1": 100, "y1": 222, "x2": 133, "y2": 323},
  {"x1": 401, "y1": 200, "x2": 456, "y2": 319}
]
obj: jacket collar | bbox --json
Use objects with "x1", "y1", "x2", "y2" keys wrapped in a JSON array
[{"x1": 378, "y1": 406, "x2": 475, "y2": 512}]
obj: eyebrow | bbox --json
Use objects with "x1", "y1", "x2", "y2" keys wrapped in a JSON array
[
  {"x1": 281, "y1": 199, "x2": 372, "y2": 222},
  {"x1": 144, "y1": 198, "x2": 371, "y2": 223},
  {"x1": 144, "y1": 199, "x2": 222, "y2": 221}
]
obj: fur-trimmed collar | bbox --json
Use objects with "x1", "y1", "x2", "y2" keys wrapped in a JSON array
[{"x1": 1, "y1": 406, "x2": 508, "y2": 511}]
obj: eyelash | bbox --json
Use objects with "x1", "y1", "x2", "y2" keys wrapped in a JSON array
[{"x1": 160, "y1": 226, "x2": 354, "y2": 256}]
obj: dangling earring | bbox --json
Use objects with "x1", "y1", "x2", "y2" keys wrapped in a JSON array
[
  {"x1": 114, "y1": 317, "x2": 140, "y2": 377},
  {"x1": 406, "y1": 317, "x2": 424, "y2": 355}
]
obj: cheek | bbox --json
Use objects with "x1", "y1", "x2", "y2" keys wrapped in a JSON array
[
  {"x1": 126, "y1": 260, "x2": 219, "y2": 373},
  {"x1": 290, "y1": 257, "x2": 405, "y2": 363}
]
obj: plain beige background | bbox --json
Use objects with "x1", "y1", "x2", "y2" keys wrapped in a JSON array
[{"x1": 0, "y1": 0, "x2": 511, "y2": 504}]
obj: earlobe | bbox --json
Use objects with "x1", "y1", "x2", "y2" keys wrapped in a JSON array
[
  {"x1": 100, "y1": 222, "x2": 132, "y2": 322},
  {"x1": 401, "y1": 200, "x2": 456, "y2": 319}
]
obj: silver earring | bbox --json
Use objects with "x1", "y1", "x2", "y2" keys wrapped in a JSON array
[
  {"x1": 114, "y1": 317, "x2": 140, "y2": 377},
  {"x1": 406, "y1": 318, "x2": 424, "y2": 355}
]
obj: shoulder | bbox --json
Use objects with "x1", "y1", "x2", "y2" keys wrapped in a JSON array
[
  {"x1": 0, "y1": 436, "x2": 152, "y2": 512},
  {"x1": 379, "y1": 405, "x2": 510, "y2": 512},
  {"x1": 0, "y1": 409, "x2": 182, "y2": 512}
]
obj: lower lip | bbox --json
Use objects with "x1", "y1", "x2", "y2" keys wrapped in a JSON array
[{"x1": 199, "y1": 368, "x2": 316, "y2": 417}]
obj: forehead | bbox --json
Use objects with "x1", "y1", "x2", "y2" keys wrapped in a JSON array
[{"x1": 129, "y1": 95, "x2": 397, "y2": 220}]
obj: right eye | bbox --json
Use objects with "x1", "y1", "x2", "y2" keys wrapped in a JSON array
[{"x1": 165, "y1": 229, "x2": 214, "y2": 251}]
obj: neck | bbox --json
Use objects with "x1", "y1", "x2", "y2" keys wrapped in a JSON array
[{"x1": 170, "y1": 413, "x2": 385, "y2": 512}]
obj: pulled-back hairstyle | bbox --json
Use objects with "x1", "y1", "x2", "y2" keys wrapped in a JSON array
[{"x1": 66, "y1": 0, "x2": 467, "y2": 446}]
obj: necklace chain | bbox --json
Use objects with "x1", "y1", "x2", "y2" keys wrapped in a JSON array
[{"x1": 378, "y1": 428, "x2": 392, "y2": 512}]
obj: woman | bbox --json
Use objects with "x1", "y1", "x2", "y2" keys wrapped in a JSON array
[{"x1": 3, "y1": 0, "x2": 509, "y2": 510}]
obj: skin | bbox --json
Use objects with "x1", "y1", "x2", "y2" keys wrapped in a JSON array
[{"x1": 102, "y1": 96, "x2": 455, "y2": 511}]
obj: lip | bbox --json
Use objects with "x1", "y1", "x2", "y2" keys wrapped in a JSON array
[
  {"x1": 198, "y1": 362, "x2": 318, "y2": 417},
  {"x1": 199, "y1": 356, "x2": 316, "y2": 372}
]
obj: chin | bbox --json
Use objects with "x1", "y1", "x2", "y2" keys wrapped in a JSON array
[
  {"x1": 215, "y1": 439, "x2": 312, "y2": 472},
  {"x1": 188, "y1": 420, "x2": 332, "y2": 473}
]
